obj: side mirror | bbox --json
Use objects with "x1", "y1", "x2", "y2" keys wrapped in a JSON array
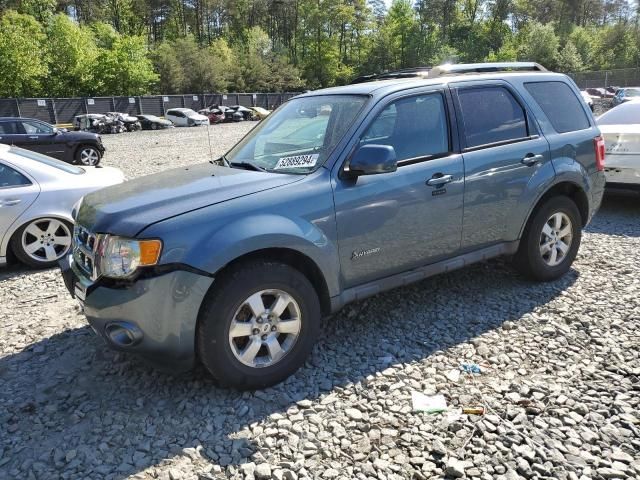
[{"x1": 346, "y1": 144, "x2": 397, "y2": 177}]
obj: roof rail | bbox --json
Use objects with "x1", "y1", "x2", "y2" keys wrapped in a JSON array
[
  {"x1": 429, "y1": 62, "x2": 547, "y2": 77},
  {"x1": 349, "y1": 62, "x2": 547, "y2": 84}
]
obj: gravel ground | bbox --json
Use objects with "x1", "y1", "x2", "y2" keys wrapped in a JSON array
[{"x1": 1, "y1": 126, "x2": 640, "y2": 480}]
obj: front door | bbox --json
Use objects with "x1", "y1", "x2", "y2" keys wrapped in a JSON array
[
  {"x1": 333, "y1": 90, "x2": 464, "y2": 288},
  {"x1": 17, "y1": 119, "x2": 65, "y2": 159},
  {"x1": 450, "y1": 81, "x2": 551, "y2": 249}
]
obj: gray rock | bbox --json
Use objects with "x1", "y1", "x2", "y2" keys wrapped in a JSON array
[{"x1": 255, "y1": 463, "x2": 272, "y2": 479}]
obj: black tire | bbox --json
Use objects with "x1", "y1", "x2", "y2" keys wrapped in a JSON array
[
  {"x1": 10, "y1": 218, "x2": 73, "y2": 269},
  {"x1": 514, "y1": 195, "x2": 582, "y2": 281},
  {"x1": 197, "y1": 260, "x2": 321, "y2": 390},
  {"x1": 151, "y1": 122, "x2": 157, "y2": 130},
  {"x1": 75, "y1": 145, "x2": 102, "y2": 166}
]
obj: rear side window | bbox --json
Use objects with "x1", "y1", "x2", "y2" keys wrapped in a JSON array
[
  {"x1": 0, "y1": 163, "x2": 31, "y2": 188},
  {"x1": 0, "y1": 122, "x2": 18, "y2": 134},
  {"x1": 457, "y1": 87, "x2": 528, "y2": 148},
  {"x1": 525, "y1": 81, "x2": 590, "y2": 133}
]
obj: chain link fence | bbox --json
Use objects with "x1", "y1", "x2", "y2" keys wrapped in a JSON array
[
  {"x1": 569, "y1": 67, "x2": 640, "y2": 89},
  {"x1": 0, "y1": 93, "x2": 300, "y2": 125}
]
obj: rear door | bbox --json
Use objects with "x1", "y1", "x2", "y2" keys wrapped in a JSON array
[
  {"x1": 0, "y1": 121, "x2": 23, "y2": 147},
  {"x1": 0, "y1": 160, "x2": 40, "y2": 247},
  {"x1": 450, "y1": 80, "x2": 551, "y2": 249}
]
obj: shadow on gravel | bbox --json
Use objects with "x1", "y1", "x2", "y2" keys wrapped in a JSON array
[
  {"x1": 587, "y1": 192, "x2": 640, "y2": 237},
  {"x1": 0, "y1": 259, "x2": 579, "y2": 478}
]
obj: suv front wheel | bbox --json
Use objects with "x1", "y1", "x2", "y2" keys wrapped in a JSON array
[
  {"x1": 197, "y1": 260, "x2": 321, "y2": 389},
  {"x1": 514, "y1": 196, "x2": 582, "y2": 281}
]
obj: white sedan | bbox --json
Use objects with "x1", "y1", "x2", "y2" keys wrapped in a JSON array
[
  {"x1": 597, "y1": 101, "x2": 640, "y2": 190},
  {"x1": 164, "y1": 108, "x2": 210, "y2": 127},
  {"x1": 0, "y1": 145, "x2": 124, "y2": 268}
]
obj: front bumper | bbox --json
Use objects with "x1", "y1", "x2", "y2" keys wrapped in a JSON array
[{"x1": 60, "y1": 255, "x2": 214, "y2": 372}]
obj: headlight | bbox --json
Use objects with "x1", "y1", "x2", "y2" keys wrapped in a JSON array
[{"x1": 97, "y1": 236, "x2": 162, "y2": 279}]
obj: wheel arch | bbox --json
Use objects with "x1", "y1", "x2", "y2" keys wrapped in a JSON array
[
  {"x1": 519, "y1": 181, "x2": 589, "y2": 239},
  {"x1": 205, "y1": 247, "x2": 332, "y2": 318}
]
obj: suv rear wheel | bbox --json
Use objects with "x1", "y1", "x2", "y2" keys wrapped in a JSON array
[
  {"x1": 197, "y1": 260, "x2": 321, "y2": 389},
  {"x1": 514, "y1": 196, "x2": 582, "y2": 281}
]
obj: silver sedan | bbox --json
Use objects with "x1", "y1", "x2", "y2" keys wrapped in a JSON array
[{"x1": 0, "y1": 145, "x2": 124, "y2": 268}]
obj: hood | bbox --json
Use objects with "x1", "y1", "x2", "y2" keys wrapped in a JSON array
[
  {"x1": 76, "y1": 163, "x2": 303, "y2": 237},
  {"x1": 188, "y1": 113, "x2": 209, "y2": 121},
  {"x1": 61, "y1": 130, "x2": 101, "y2": 142}
]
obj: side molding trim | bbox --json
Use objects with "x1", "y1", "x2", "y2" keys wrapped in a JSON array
[{"x1": 330, "y1": 241, "x2": 519, "y2": 313}]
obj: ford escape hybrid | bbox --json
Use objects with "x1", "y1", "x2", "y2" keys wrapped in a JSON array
[{"x1": 60, "y1": 62, "x2": 605, "y2": 389}]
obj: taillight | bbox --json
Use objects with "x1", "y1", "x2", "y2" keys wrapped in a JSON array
[{"x1": 594, "y1": 136, "x2": 605, "y2": 171}]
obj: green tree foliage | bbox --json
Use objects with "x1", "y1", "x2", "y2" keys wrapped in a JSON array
[
  {"x1": 1, "y1": 0, "x2": 640, "y2": 97},
  {"x1": 47, "y1": 14, "x2": 99, "y2": 96},
  {"x1": 0, "y1": 11, "x2": 48, "y2": 97}
]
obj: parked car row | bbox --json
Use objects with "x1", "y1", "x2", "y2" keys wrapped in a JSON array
[
  {"x1": 199, "y1": 105, "x2": 270, "y2": 123},
  {"x1": 73, "y1": 106, "x2": 271, "y2": 133}
]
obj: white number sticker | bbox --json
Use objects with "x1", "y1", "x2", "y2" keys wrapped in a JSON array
[{"x1": 274, "y1": 154, "x2": 319, "y2": 170}]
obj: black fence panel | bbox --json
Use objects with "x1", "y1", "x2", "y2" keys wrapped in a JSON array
[
  {"x1": 183, "y1": 95, "x2": 203, "y2": 111},
  {"x1": 237, "y1": 94, "x2": 254, "y2": 107},
  {"x1": 140, "y1": 96, "x2": 163, "y2": 116},
  {"x1": 1, "y1": 93, "x2": 300, "y2": 124},
  {"x1": 18, "y1": 99, "x2": 56, "y2": 123},
  {"x1": 0, "y1": 99, "x2": 19, "y2": 117},
  {"x1": 86, "y1": 98, "x2": 114, "y2": 115},
  {"x1": 163, "y1": 95, "x2": 183, "y2": 111},
  {"x1": 203, "y1": 94, "x2": 223, "y2": 108},
  {"x1": 114, "y1": 97, "x2": 139, "y2": 115},
  {"x1": 54, "y1": 98, "x2": 85, "y2": 124}
]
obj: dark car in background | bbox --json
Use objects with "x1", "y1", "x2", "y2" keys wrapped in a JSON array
[
  {"x1": 136, "y1": 114, "x2": 173, "y2": 130},
  {"x1": 612, "y1": 87, "x2": 640, "y2": 106},
  {"x1": 0, "y1": 117, "x2": 105, "y2": 165}
]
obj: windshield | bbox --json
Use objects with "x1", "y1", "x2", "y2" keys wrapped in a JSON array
[
  {"x1": 10, "y1": 147, "x2": 85, "y2": 174},
  {"x1": 226, "y1": 95, "x2": 367, "y2": 173}
]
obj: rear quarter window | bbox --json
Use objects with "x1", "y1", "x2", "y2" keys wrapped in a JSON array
[{"x1": 525, "y1": 81, "x2": 591, "y2": 133}]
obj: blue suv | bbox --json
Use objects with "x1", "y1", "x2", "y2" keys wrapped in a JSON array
[{"x1": 61, "y1": 63, "x2": 606, "y2": 389}]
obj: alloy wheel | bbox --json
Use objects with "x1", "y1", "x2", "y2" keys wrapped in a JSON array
[
  {"x1": 21, "y1": 218, "x2": 72, "y2": 264},
  {"x1": 80, "y1": 147, "x2": 100, "y2": 165},
  {"x1": 228, "y1": 289, "x2": 302, "y2": 368},
  {"x1": 539, "y1": 212, "x2": 573, "y2": 267}
]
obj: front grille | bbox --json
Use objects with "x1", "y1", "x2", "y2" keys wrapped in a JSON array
[{"x1": 73, "y1": 225, "x2": 99, "y2": 280}]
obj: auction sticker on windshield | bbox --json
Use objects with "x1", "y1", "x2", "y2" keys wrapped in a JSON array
[{"x1": 274, "y1": 154, "x2": 319, "y2": 170}]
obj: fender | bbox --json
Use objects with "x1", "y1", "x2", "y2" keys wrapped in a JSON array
[
  {"x1": 515, "y1": 156, "x2": 591, "y2": 239},
  {"x1": 144, "y1": 211, "x2": 342, "y2": 298}
]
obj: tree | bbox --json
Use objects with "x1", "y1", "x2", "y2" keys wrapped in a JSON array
[
  {"x1": 46, "y1": 14, "x2": 99, "y2": 96},
  {"x1": 518, "y1": 21, "x2": 560, "y2": 70},
  {"x1": 555, "y1": 41, "x2": 584, "y2": 73},
  {"x1": 0, "y1": 10, "x2": 48, "y2": 97},
  {"x1": 98, "y1": 34, "x2": 158, "y2": 95}
]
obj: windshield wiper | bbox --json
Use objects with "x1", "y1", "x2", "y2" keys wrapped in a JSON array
[{"x1": 230, "y1": 161, "x2": 268, "y2": 172}]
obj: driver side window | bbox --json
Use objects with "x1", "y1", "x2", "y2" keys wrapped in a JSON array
[
  {"x1": 21, "y1": 121, "x2": 53, "y2": 134},
  {"x1": 361, "y1": 93, "x2": 450, "y2": 162}
]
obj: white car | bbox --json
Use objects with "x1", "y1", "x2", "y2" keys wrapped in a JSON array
[
  {"x1": 597, "y1": 101, "x2": 640, "y2": 190},
  {"x1": 164, "y1": 108, "x2": 210, "y2": 127},
  {"x1": 0, "y1": 145, "x2": 124, "y2": 268}
]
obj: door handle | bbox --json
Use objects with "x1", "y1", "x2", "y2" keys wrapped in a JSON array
[
  {"x1": 522, "y1": 154, "x2": 544, "y2": 166},
  {"x1": 426, "y1": 174, "x2": 453, "y2": 187},
  {"x1": 28, "y1": 136, "x2": 39, "y2": 140},
  {"x1": 1, "y1": 199, "x2": 22, "y2": 206}
]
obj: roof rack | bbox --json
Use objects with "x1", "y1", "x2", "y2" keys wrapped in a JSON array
[
  {"x1": 349, "y1": 62, "x2": 547, "y2": 84},
  {"x1": 429, "y1": 62, "x2": 547, "y2": 77}
]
